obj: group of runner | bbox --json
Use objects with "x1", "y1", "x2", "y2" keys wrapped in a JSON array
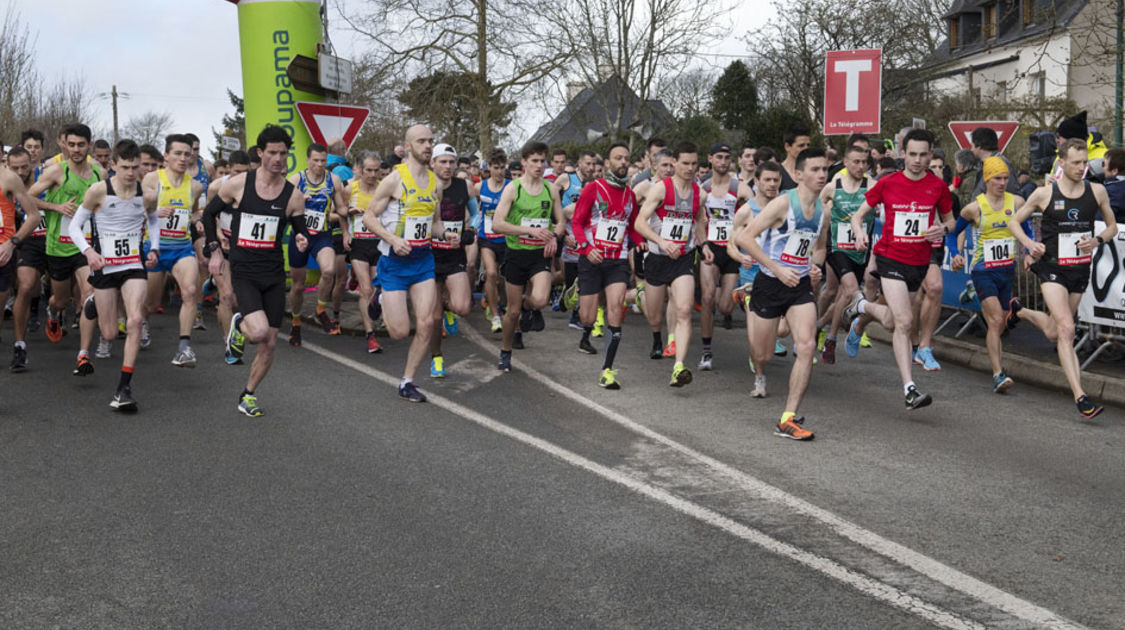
[{"x1": 0, "y1": 121, "x2": 1116, "y2": 436}]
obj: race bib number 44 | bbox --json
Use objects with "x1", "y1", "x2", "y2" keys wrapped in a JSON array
[
  {"x1": 100, "y1": 231, "x2": 142, "y2": 266},
  {"x1": 1059, "y1": 232, "x2": 1092, "y2": 266},
  {"x1": 779, "y1": 230, "x2": 817, "y2": 266},
  {"x1": 892, "y1": 211, "x2": 928, "y2": 243},
  {"x1": 237, "y1": 213, "x2": 279, "y2": 249},
  {"x1": 519, "y1": 217, "x2": 549, "y2": 246},
  {"x1": 660, "y1": 216, "x2": 692, "y2": 244}
]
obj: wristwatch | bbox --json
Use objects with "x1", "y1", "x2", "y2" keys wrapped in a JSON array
[
  {"x1": 9, "y1": 235, "x2": 20, "y2": 247},
  {"x1": 1096, "y1": 235, "x2": 1106, "y2": 245}
]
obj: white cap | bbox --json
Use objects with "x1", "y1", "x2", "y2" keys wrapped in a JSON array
[{"x1": 433, "y1": 143, "x2": 457, "y2": 157}]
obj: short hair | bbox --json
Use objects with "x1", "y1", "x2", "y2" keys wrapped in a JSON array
[
  {"x1": 184, "y1": 133, "x2": 200, "y2": 145},
  {"x1": 845, "y1": 144, "x2": 869, "y2": 158},
  {"x1": 902, "y1": 128, "x2": 936, "y2": 151},
  {"x1": 783, "y1": 125, "x2": 811, "y2": 146},
  {"x1": 1105, "y1": 147, "x2": 1125, "y2": 174},
  {"x1": 845, "y1": 132, "x2": 870, "y2": 147},
  {"x1": 877, "y1": 156, "x2": 899, "y2": 171},
  {"x1": 487, "y1": 148, "x2": 507, "y2": 166},
  {"x1": 953, "y1": 148, "x2": 977, "y2": 170},
  {"x1": 457, "y1": 156, "x2": 471, "y2": 166},
  {"x1": 139, "y1": 144, "x2": 161, "y2": 161},
  {"x1": 970, "y1": 127, "x2": 999, "y2": 152},
  {"x1": 671, "y1": 141, "x2": 698, "y2": 159},
  {"x1": 379, "y1": 161, "x2": 390, "y2": 170},
  {"x1": 552, "y1": 148, "x2": 569, "y2": 160},
  {"x1": 327, "y1": 139, "x2": 347, "y2": 155},
  {"x1": 358, "y1": 151, "x2": 381, "y2": 166},
  {"x1": 112, "y1": 139, "x2": 140, "y2": 161},
  {"x1": 607, "y1": 142, "x2": 630, "y2": 157},
  {"x1": 1059, "y1": 137, "x2": 1088, "y2": 159},
  {"x1": 578, "y1": 150, "x2": 598, "y2": 161},
  {"x1": 256, "y1": 125, "x2": 293, "y2": 150},
  {"x1": 165, "y1": 133, "x2": 193, "y2": 153},
  {"x1": 931, "y1": 147, "x2": 946, "y2": 161},
  {"x1": 307, "y1": 142, "x2": 327, "y2": 157},
  {"x1": 228, "y1": 150, "x2": 250, "y2": 166},
  {"x1": 755, "y1": 146, "x2": 777, "y2": 163},
  {"x1": 520, "y1": 141, "x2": 549, "y2": 159},
  {"x1": 249, "y1": 147, "x2": 262, "y2": 164},
  {"x1": 755, "y1": 161, "x2": 782, "y2": 179},
  {"x1": 212, "y1": 159, "x2": 228, "y2": 169},
  {"x1": 62, "y1": 123, "x2": 92, "y2": 142},
  {"x1": 93, "y1": 139, "x2": 110, "y2": 150},
  {"x1": 20, "y1": 129, "x2": 44, "y2": 145},
  {"x1": 646, "y1": 137, "x2": 667, "y2": 151},
  {"x1": 795, "y1": 147, "x2": 826, "y2": 171},
  {"x1": 654, "y1": 149, "x2": 674, "y2": 162},
  {"x1": 7, "y1": 146, "x2": 29, "y2": 160}
]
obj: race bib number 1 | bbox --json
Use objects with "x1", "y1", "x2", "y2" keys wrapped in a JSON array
[
  {"x1": 1058, "y1": 232, "x2": 1092, "y2": 266},
  {"x1": 220, "y1": 212, "x2": 233, "y2": 238},
  {"x1": 893, "y1": 211, "x2": 928, "y2": 243},
  {"x1": 236, "y1": 213, "x2": 279, "y2": 249},
  {"x1": 779, "y1": 229, "x2": 817, "y2": 266}
]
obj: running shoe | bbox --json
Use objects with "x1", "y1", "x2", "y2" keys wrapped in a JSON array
[
  {"x1": 530, "y1": 309, "x2": 546, "y2": 332},
  {"x1": 70, "y1": 314, "x2": 79, "y2": 329},
  {"x1": 732, "y1": 283, "x2": 752, "y2": 311},
  {"x1": 550, "y1": 285, "x2": 563, "y2": 311},
  {"x1": 366, "y1": 331, "x2": 383, "y2": 354},
  {"x1": 650, "y1": 340, "x2": 663, "y2": 360},
  {"x1": 430, "y1": 356, "x2": 445, "y2": 378},
  {"x1": 73, "y1": 354, "x2": 93, "y2": 376},
  {"x1": 315, "y1": 310, "x2": 335, "y2": 333},
  {"x1": 562, "y1": 281, "x2": 579, "y2": 312},
  {"x1": 367, "y1": 289, "x2": 383, "y2": 322},
  {"x1": 519, "y1": 309, "x2": 533, "y2": 332},
  {"x1": 238, "y1": 393, "x2": 264, "y2": 417},
  {"x1": 774, "y1": 416, "x2": 814, "y2": 441},
  {"x1": 821, "y1": 338, "x2": 836, "y2": 365},
  {"x1": 109, "y1": 386, "x2": 138, "y2": 413},
  {"x1": 227, "y1": 313, "x2": 246, "y2": 361},
  {"x1": 774, "y1": 340, "x2": 787, "y2": 356},
  {"x1": 913, "y1": 347, "x2": 941, "y2": 371},
  {"x1": 599, "y1": 368, "x2": 621, "y2": 390},
  {"x1": 751, "y1": 374, "x2": 767, "y2": 398},
  {"x1": 193, "y1": 308, "x2": 207, "y2": 330},
  {"x1": 860, "y1": 332, "x2": 872, "y2": 348},
  {"x1": 398, "y1": 381, "x2": 427, "y2": 402},
  {"x1": 816, "y1": 328, "x2": 827, "y2": 353},
  {"x1": 698, "y1": 351, "x2": 713, "y2": 371},
  {"x1": 328, "y1": 318, "x2": 342, "y2": 335},
  {"x1": 1005, "y1": 297, "x2": 1023, "y2": 330},
  {"x1": 670, "y1": 363, "x2": 693, "y2": 387},
  {"x1": 140, "y1": 319, "x2": 152, "y2": 349},
  {"x1": 591, "y1": 307, "x2": 604, "y2": 337},
  {"x1": 568, "y1": 311, "x2": 584, "y2": 330},
  {"x1": 578, "y1": 336, "x2": 597, "y2": 354},
  {"x1": 905, "y1": 385, "x2": 933, "y2": 410},
  {"x1": 512, "y1": 331, "x2": 525, "y2": 349},
  {"x1": 224, "y1": 348, "x2": 242, "y2": 365},
  {"x1": 443, "y1": 310, "x2": 459, "y2": 335},
  {"x1": 634, "y1": 283, "x2": 646, "y2": 313},
  {"x1": 662, "y1": 340, "x2": 676, "y2": 358},
  {"x1": 10, "y1": 345, "x2": 28, "y2": 373},
  {"x1": 498, "y1": 350, "x2": 513, "y2": 373},
  {"x1": 843, "y1": 290, "x2": 865, "y2": 321},
  {"x1": 95, "y1": 338, "x2": 112, "y2": 359},
  {"x1": 1076, "y1": 395, "x2": 1104, "y2": 419},
  {"x1": 202, "y1": 276, "x2": 217, "y2": 299},
  {"x1": 117, "y1": 317, "x2": 127, "y2": 338},
  {"x1": 45, "y1": 316, "x2": 63, "y2": 343},
  {"x1": 172, "y1": 347, "x2": 197, "y2": 368},
  {"x1": 289, "y1": 324, "x2": 302, "y2": 347},
  {"x1": 845, "y1": 320, "x2": 862, "y2": 358},
  {"x1": 992, "y1": 371, "x2": 1014, "y2": 393},
  {"x1": 490, "y1": 315, "x2": 503, "y2": 333}
]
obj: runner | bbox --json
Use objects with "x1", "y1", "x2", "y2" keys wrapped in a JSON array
[
  {"x1": 734, "y1": 147, "x2": 829, "y2": 439},
  {"x1": 818, "y1": 144, "x2": 873, "y2": 364},
  {"x1": 205, "y1": 149, "x2": 250, "y2": 363},
  {"x1": 492, "y1": 141, "x2": 564, "y2": 372},
  {"x1": 343, "y1": 152, "x2": 383, "y2": 353},
  {"x1": 570, "y1": 142, "x2": 640, "y2": 388},
  {"x1": 557, "y1": 150, "x2": 597, "y2": 340},
  {"x1": 633, "y1": 141, "x2": 708, "y2": 386},
  {"x1": 699, "y1": 142, "x2": 751, "y2": 370},
  {"x1": 475, "y1": 148, "x2": 510, "y2": 333},
  {"x1": 948, "y1": 157, "x2": 1023, "y2": 393},
  {"x1": 845, "y1": 128, "x2": 954, "y2": 410},
  {"x1": 285, "y1": 143, "x2": 348, "y2": 345},
  {"x1": 26, "y1": 123, "x2": 102, "y2": 371},
  {"x1": 66, "y1": 140, "x2": 160, "y2": 409},
  {"x1": 428, "y1": 143, "x2": 474, "y2": 377},
  {"x1": 778, "y1": 126, "x2": 812, "y2": 191},
  {"x1": 632, "y1": 149, "x2": 679, "y2": 358},
  {"x1": 364, "y1": 124, "x2": 452, "y2": 402},
  {"x1": 202, "y1": 125, "x2": 310, "y2": 416},
  {"x1": 1, "y1": 149, "x2": 43, "y2": 371},
  {"x1": 1007, "y1": 139, "x2": 1118, "y2": 418},
  {"x1": 6, "y1": 146, "x2": 46, "y2": 371},
  {"x1": 140, "y1": 134, "x2": 203, "y2": 367}
]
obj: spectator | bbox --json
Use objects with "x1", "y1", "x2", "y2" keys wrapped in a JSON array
[
  {"x1": 953, "y1": 148, "x2": 980, "y2": 208},
  {"x1": 1103, "y1": 147, "x2": 1125, "y2": 221},
  {"x1": 1017, "y1": 169, "x2": 1037, "y2": 199}
]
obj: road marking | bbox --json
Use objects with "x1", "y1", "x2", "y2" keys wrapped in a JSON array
[
  {"x1": 303, "y1": 340, "x2": 982, "y2": 629},
  {"x1": 457, "y1": 326, "x2": 1089, "y2": 630}
]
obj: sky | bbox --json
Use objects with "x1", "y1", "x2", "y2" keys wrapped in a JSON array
[{"x1": 14, "y1": 0, "x2": 773, "y2": 156}]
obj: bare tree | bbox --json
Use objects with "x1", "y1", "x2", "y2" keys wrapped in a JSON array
[
  {"x1": 660, "y1": 69, "x2": 717, "y2": 120},
  {"x1": 122, "y1": 110, "x2": 175, "y2": 147},
  {"x1": 337, "y1": 0, "x2": 568, "y2": 153}
]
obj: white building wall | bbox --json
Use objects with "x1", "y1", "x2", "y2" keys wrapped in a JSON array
[{"x1": 928, "y1": 31, "x2": 1071, "y2": 102}]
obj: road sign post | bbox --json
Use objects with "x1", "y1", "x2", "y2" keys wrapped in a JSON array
[
  {"x1": 295, "y1": 102, "x2": 371, "y2": 150},
  {"x1": 947, "y1": 121, "x2": 1021, "y2": 153}
]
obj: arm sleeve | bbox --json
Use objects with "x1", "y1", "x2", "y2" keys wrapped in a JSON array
[
  {"x1": 467, "y1": 197, "x2": 480, "y2": 228},
  {"x1": 946, "y1": 216, "x2": 970, "y2": 256},
  {"x1": 147, "y1": 210, "x2": 162, "y2": 251},
  {"x1": 69, "y1": 206, "x2": 93, "y2": 253},
  {"x1": 290, "y1": 214, "x2": 310, "y2": 239},
  {"x1": 571, "y1": 185, "x2": 596, "y2": 253},
  {"x1": 201, "y1": 194, "x2": 226, "y2": 246}
]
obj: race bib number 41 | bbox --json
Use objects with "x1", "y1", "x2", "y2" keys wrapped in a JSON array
[
  {"x1": 893, "y1": 211, "x2": 928, "y2": 243},
  {"x1": 237, "y1": 213, "x2": 279, "y2": 249},
  {"x1": 1058, "y1": 232, "x2": 1092, "y2": 266}
]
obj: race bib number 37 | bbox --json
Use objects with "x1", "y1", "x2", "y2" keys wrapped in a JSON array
[
  {"x1": 160, "y1": 207, "x2": 191, "y2": 240},
  {"x1": 893, "y1": 211, "x2": 928, "y2": 243},
  {"x1": 237, "y1": 213, "x2": 279, "y2": 249}
]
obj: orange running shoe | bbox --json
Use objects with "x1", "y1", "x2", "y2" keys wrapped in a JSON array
[
  {"x1": 662, "y1": 340, "x2": 676, "y2": 358},
  {"x1": 45, "y1": 317, "x2": 63, "y2": 343},
  {"x1": 774, "y1": 416, "x2": 814, "y2": 441}
]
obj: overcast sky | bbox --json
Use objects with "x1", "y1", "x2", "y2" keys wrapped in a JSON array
[{"x1": 14, "y1": 0, "x2": 772, "y2": 156}]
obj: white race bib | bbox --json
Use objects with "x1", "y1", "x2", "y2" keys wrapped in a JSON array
[
  {"x1": 58, "y1": 215, "x2": 90, "y2": 245},
  {"x1": 660, "y1": 216, "x2": 692, "y2": 244},
  {"x1": 351, "y1": 212, "x2": 376, "y2": 239},
  {"x1": 236, "y1": 213, "x2": 280, "y2": 249},
  {"x1": 835, "y1": 223, "x2": 857, "y2": 250},
  {"x1": 404, "y1": 215, "x2": 431, "y2": 247},
  {"x1": 595, "y1": 218, "x2": 627, "y2": 249},
  {"x1": 892, "y1": 211, "x2": 928, "y2": 243},
  {"x1": 304, "y1": 208, "x2": 326, "y2": 235},
  {"x1": 483, "y1": 214, "x2": 500, "y2": 240},
  {"x1": 518, "y1": 217, "x2": 549, "y2": 246},
  {"x1": 33, "y1": 215, "x2": 47, "y2": 238},
  {"x1": 99, "y1": 231, "x2": 142, "y2": 266},
  {"x1": 779, "y1": 229, "x2": 817, "y2": 266},
  {"x1": 432, "y1": 221, "x2": 462, "y2": 250},
  {"x1": 1058, "y1": 231, "x2": 1092, "y2": 266},
  {"x1": 707, "y1": 218, "x2": 733, "y2": 245},
  {"x1": 159, "y1": 207, "x2": 191, "y2": 240},
  {"x1": 982, "y1": 237, "x2": 1015, "y2": 268},
  {"x1": 220, "y1": 211, "x2": 233, "y2": 237}
]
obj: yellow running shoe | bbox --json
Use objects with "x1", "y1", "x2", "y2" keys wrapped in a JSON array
[
  {"x1": 860, "y1": 331, "x2": 872, "y2": 348},
  {"x1": 599, "y1": 368, "x2": 621, "y2": 390}
]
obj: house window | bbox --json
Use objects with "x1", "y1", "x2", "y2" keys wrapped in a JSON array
[
  {"x1": 983, "y1": 3, "x2": 997, "y2": 38},
  {"x1": 1023, "y1": 0, "x2": 1035, "y2": 26},
  {"x1": 1027, "y1": 71, "x2": 1046, "y2": 101},
  {"x1": 949, "y1": 17, "x2": 960, "y2": 50},
  {"x1": 994, "y1": 80, "x2": 1008, "y2": 102}
]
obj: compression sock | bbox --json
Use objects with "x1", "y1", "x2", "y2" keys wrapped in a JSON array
[
  {"x1": 604, "y1": 326, "x2": 622, "y2": 369},
  {"x1": 582, "y1": 326, "x2": 593, "y2": 342},
  {"x1": 702, "y1": 337, "x2": 712, "y2": 353},
  {"x1": 118, "y1": 366, "x2": 134, "y2": 389}
]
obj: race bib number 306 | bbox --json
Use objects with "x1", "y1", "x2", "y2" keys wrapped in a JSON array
[
  {"x1": 305, "y1": 208, "x2": 326, "y2": 235},
  {"x1": 237, "y1": 213, "x2": 279, "y2": 249},
  {"x1": 892, "y1": 211, "x2": 928, "y2": 243}
]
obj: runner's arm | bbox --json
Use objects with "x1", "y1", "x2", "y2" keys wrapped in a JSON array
[
  {"x1": 27, "y1": 164, "x2": 67, "y2": 213},
  {"x1": 570, "y1": 184, "x2": 596, "y2": 254},
  {"x1": 364, "y1": 170, "x2": 403, "y2": 245},
  {"x1": 1, "y1": 170, "x2": 41, "y2": 244},
  {"x1": 726, "y1": 205, "x2": 754, "y2": 265},
  {"x1": 489, "y1": 184, "x2": 520, "y2": 236},
  {"x1": 69, "y1": 182, "x2": 105, "y2": 255},
  {"x1": 631, "y1": 183, "x2": 663, "y2": 245},
  {"x1": 1008, "y1": 187, "x2": 1046, "y2": 252},
  {"x1": 331, "y1": 174, "x2": 349, "y2": 222},
  {"x1": 736, "y1": 196, "x2": 790, "y2": 280}
]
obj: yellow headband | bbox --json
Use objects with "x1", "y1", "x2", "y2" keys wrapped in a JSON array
[{"x1": 983, "y1": 156, "x2": 1009, "y2": 182}]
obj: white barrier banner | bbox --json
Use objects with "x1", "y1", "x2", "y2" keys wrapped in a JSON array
[{"x1": 1078, "y1": 221, "x2": 1125, "y2": 328}]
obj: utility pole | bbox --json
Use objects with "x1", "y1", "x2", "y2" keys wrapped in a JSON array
[
  {"x1": 1116, "y1": 0, "x2": 1123, "y2": 146},
  {"x1": 111, "y1": 84, "x2": 120, "y2": 144}
]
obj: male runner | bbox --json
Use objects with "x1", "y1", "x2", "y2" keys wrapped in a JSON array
[
  {"x1": 67, "y1": 140, "x2": 160, "y2": 409},
  {"x1": 778, "y1": 126, "x2": 812, "y2": 191},
  {"x1": 0, "y1": 151, "x2": 43, "y2": 369},
  {"x1": 949, "y1": 157, "x2": 1023, "y2": 393},
  {"x1": 141, "y1": 134, "x2": 203, "y2": 367},
  {"x1": 286, "y1": 143, "x2": 348, "y2": 345},
  {"x1": 344, "y1": 153, "x2": 383, "y2": 353},
  {"x1": 27, "y1": 124, "x2": 101, "y2": 365},
  {"x1": 571, "y1": 142, "x2": 640, "y2": 388},
  {"x1": 545, "y1": 148, "x2": 568, "y2": 183},
  {"x1": 203, "y1": 125, "x2": 310, "y2": 417},
  {"x1": 91, "y1": 140, "x2": 112, "y2": 174},
  {"x1": 557, "y1": 150, "x2": 597, "y2": 340},
  {"x1": 737, "y1": 144, "x2": 757, "y2": 182},
  {"x1": 205, "y1": 149, "x2": 250, "y2": 362},
  {"x1": 846, "y1": 128, "x2": 954, "y2": 410},
  {"x1": 7, "y1": 147, "x2": 46, "y2": 371},
  {"x1": 631, "y1": 137, "x2": 668, "y2": 187},
  {"x1": 735, "y1": 148, "x2": 829, "y2": 439},
  {"x1": 476, "y1": 148, "x2": 510, "y2": 333},
  {"x1": 1007, "y1": 138, "x2": 1117, "y2": 418},
  {"x1": 634, "y1": 141, "x2": 708, "y2": 386},
  {"x1": 428, "y1": 143, "x2": 473, "y2": 377},
  {"x1": 365, "y1": 124, "x2": 450, "y2": 402},
  {"x1": 632, "y1": 149, "x2": 679, "y2": 357},
  {"x1": 492, "y1": 141, "x2": 564, "y2": 372},
  {"x1": 699, "y1": 142, "x2": 751, "y2": 369},
  {"x1": 818, "y1": 144, "x2": 873, "y2": 364}
]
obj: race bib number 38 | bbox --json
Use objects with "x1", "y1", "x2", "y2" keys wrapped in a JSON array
[
  {"x1": 779, "y1": 230, "x2": 817, "y2": 266},
  {"x1": 1058, "y1": 232, "x2": 1092, "y2": 266},
  {"x1": 892, "y1": 211, "x2": 928, "y2": 243},
  {"x1": 404, "y1": 215, "x2": 431, "y2": 247},
  {"x1": 236, "y1": 213, "x2": 279, "y2": 249}
]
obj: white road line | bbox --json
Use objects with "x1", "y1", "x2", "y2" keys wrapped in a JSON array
[
  {"x1": 457, "y1": 326, "x2": 1089, "y2": 630},
  {"x1": 303, "y1": 341, "x2": 982, "y2": 630}
]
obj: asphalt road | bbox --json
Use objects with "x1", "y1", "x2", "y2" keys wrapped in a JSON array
[{"x1": 2, "y1": 304, "x2": 1123, "y2": 629}]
